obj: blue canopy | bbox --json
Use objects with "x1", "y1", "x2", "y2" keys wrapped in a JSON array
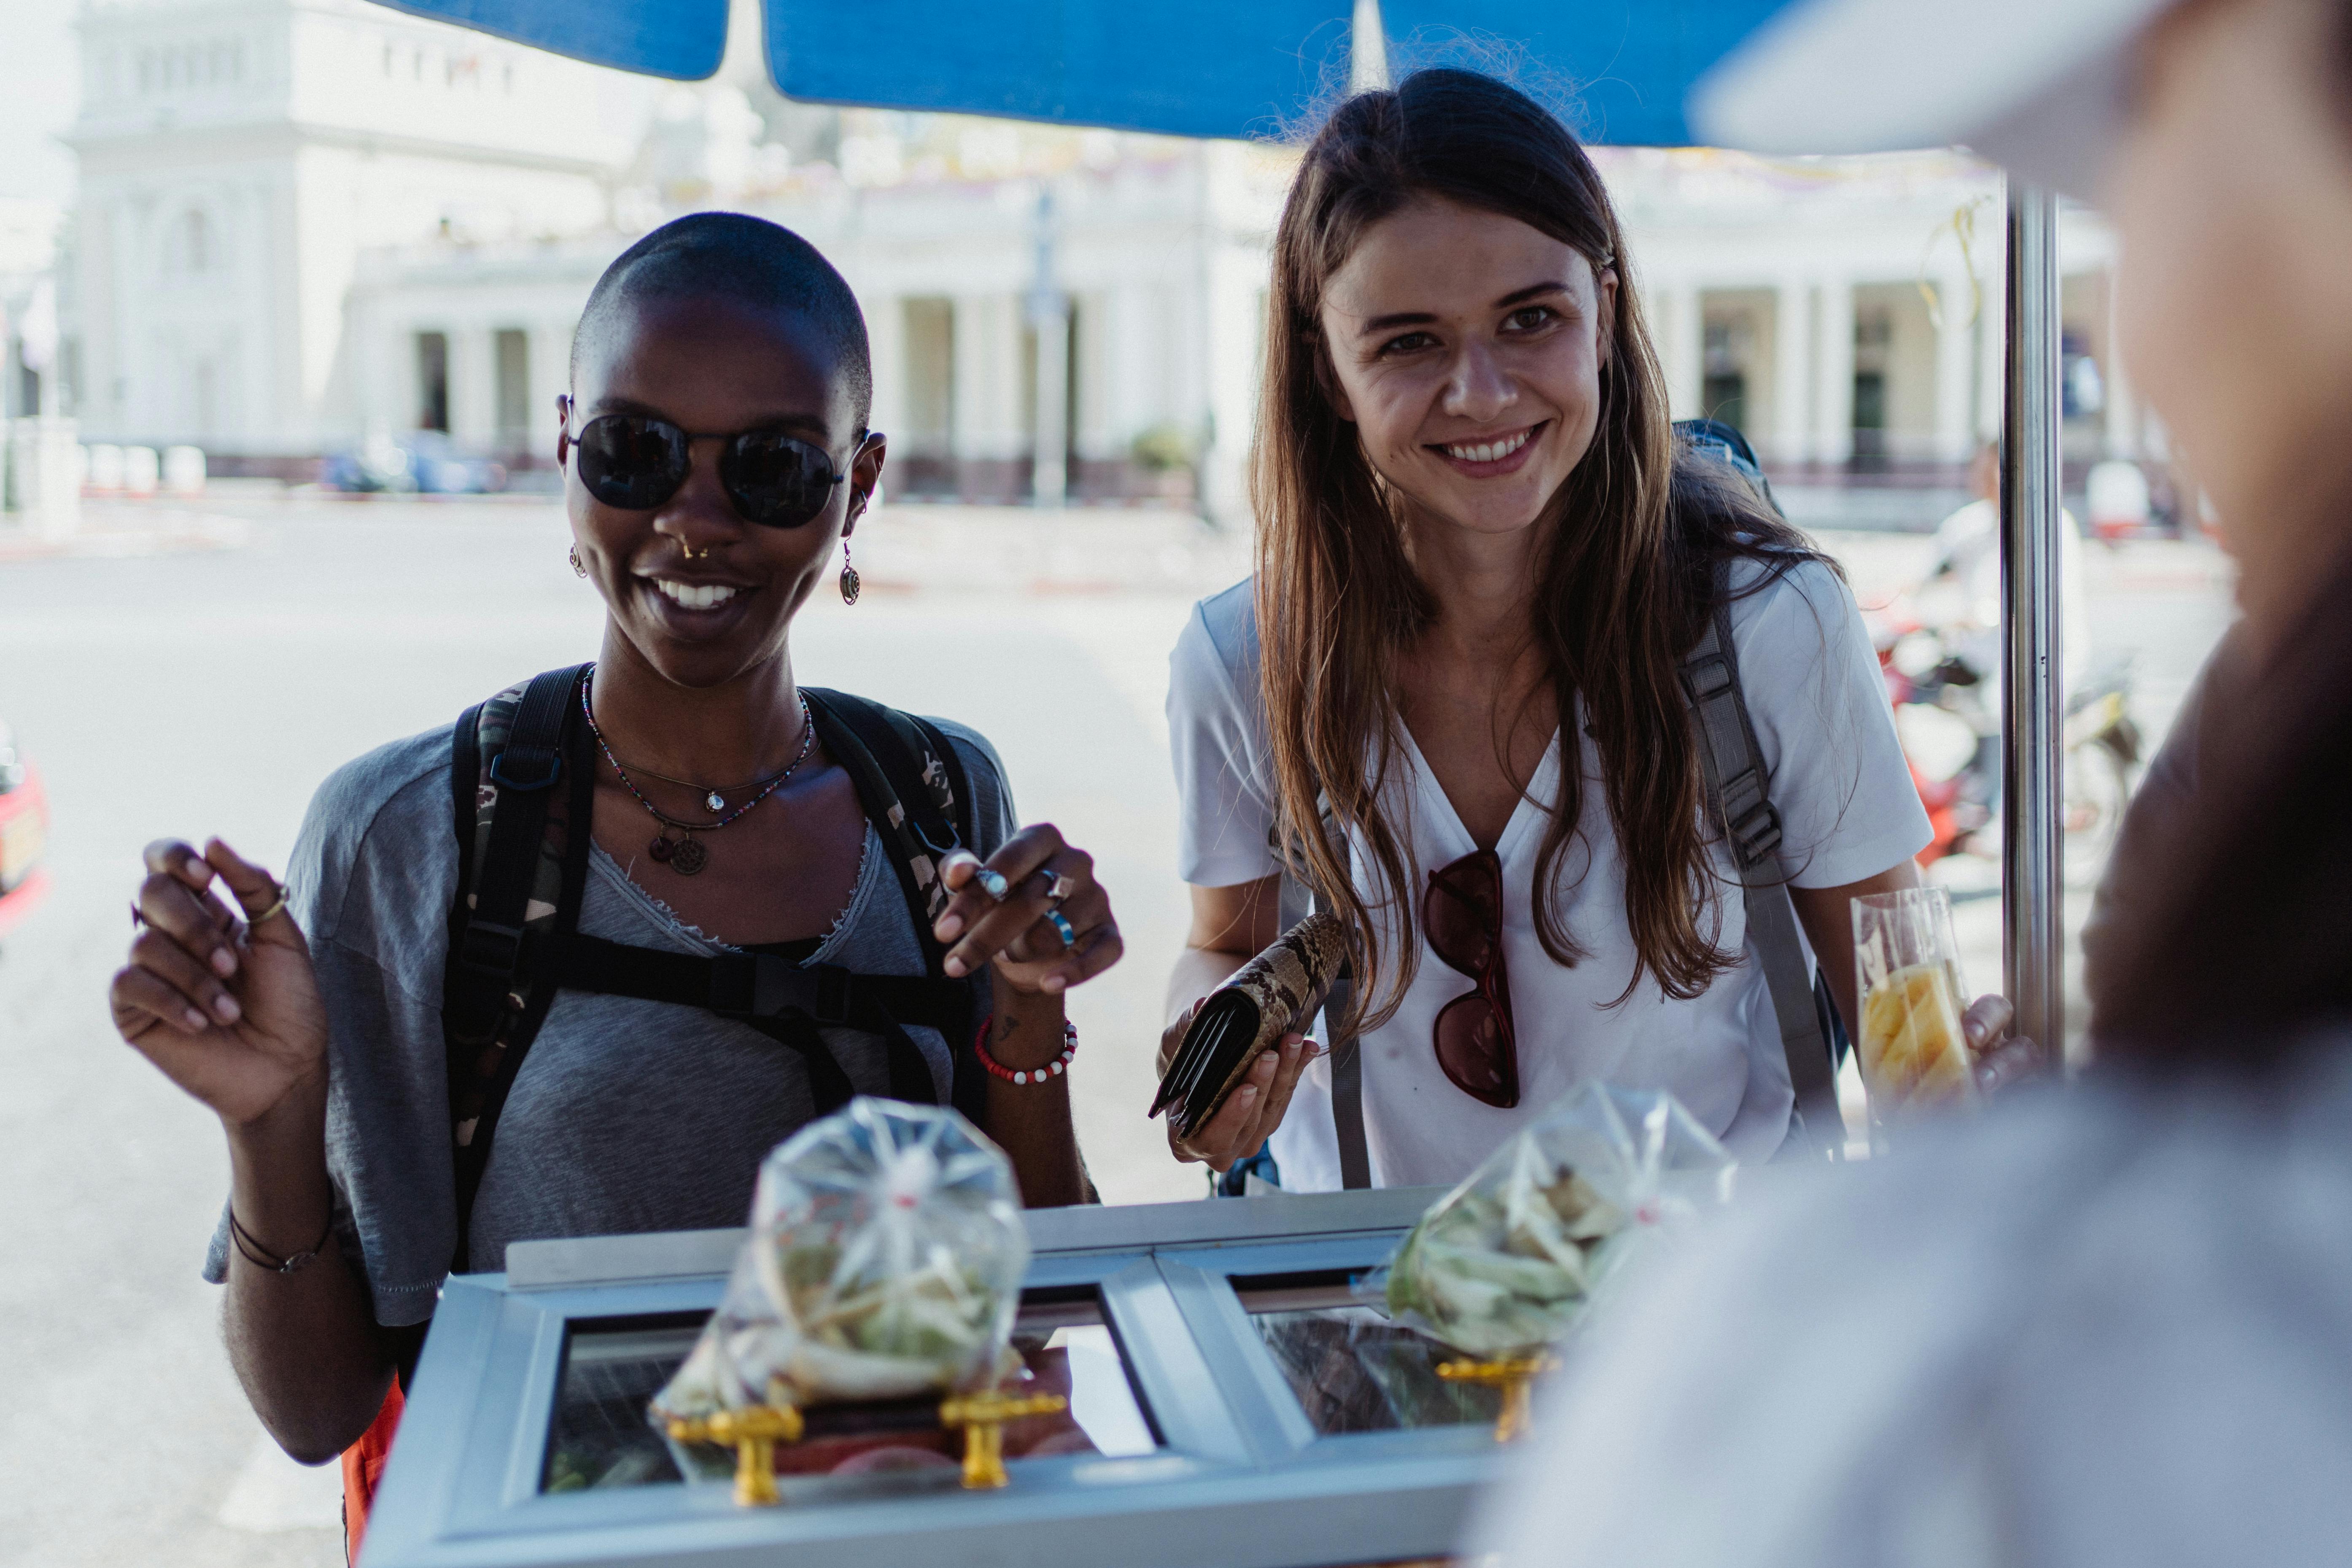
[{"x1": 372, "y1": 0, "x2": 1794, "y2": 145}]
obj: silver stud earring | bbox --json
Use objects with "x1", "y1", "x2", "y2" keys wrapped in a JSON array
[
  {"x1": 569, "y1": 545, "x2": 587, "y2": 579},
  {"x1": 839, "y1": 538, "x2": 860, "y2": 606}
]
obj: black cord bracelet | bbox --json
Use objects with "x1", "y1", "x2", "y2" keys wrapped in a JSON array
[{"x1": 228, "y1": 1210, "x2": 333, "y2": 1275}]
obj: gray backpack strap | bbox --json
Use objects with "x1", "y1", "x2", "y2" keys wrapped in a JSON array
[
  {"x1": 1681, "y1": 585, "x2": 1846, "y2": 1161},
  {"x1": 1324, "y1": 965, "x2": 1370, "y2": 1190},
  {"x1": 1280, "y1": 832, "x2": 1374, "y2": 1190}
]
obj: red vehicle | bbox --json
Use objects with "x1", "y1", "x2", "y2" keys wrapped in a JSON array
[
  {"x1": 1866, "y1": 598, "x2": 2140, "y2": 883},
  {"x1": 0, "y1": 720, "x2": 50, "y2": 942}
]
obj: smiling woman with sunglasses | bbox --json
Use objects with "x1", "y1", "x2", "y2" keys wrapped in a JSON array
[
  {"x1": 104, "y1": 214, "x2": 1121, "y2": 1511},
  {"x1": 1162, "y1": 71, "x2": 2029, "y2": 1190}
]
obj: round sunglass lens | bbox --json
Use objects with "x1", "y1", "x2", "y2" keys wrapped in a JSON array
[
  {"x1": 1424, "y1": 882, "x2": 1496, "y2": 973},
  {"x1": 725, "y1": 433, "x2": 833, "y2": 528},
  {"x1": 1434, "y1": 993, "x2": 1514, "y2": 1105},
  {"x1": 578, "y1": 417, "x2": 686, "y2": 509}
]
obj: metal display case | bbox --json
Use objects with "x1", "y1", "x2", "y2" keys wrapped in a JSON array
[{"x1": 365, "y1": 1187, "x2": 1517, "y2": 1568}]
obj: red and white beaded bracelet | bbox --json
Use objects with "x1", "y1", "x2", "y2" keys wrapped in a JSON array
[{"x1": 974, "y1": 1016, "x2": 1078, "y2": 1085}]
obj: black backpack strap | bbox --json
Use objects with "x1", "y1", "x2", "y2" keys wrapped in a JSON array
[
  {"x1": 1680, "y1": 579, "x2": 1844, "y2": 1161},
  {"x1": 523, "y1": 932, "x2": 964, "y2": 1110},
  {"x1": 442, "y1": 663, "x2": 592, "y2": 1270},
  {"x1": 803, "y1": 688, "x2": 989, "y2": 1123},
  {"x1": 442, "y1": 674, "x2": 997, "y2": 1271}
]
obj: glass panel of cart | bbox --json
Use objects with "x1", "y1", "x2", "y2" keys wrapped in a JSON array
[
  {"x1": 1235, "y1": 1270, "x2": 1498, "y2": 1436},
  {"x1": 542, "y1": 1284, "x2": 1159, "y2": 1495}
]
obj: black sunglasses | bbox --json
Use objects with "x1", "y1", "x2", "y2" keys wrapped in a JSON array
[{"x1": 568, "y1": 411, "x2": 857, "y2": 529}]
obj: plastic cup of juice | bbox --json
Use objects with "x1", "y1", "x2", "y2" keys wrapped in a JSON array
[{"x1": 1852, "y1": 887, "x2": 1978, "y2": 1120}]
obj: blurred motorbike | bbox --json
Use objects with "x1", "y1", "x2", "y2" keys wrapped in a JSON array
[{"x1": 1872, "y1": 607, "x2": 2142, "y2": 886}]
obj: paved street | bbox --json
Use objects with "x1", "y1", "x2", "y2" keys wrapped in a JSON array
[{"x1": 0, "y1": 495, "x2": 2232, "y2": 1565}]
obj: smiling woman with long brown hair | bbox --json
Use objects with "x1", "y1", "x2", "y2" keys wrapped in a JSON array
[{"x1": 1163, "y1": 69, "x2": 2023, "y2": 1187}]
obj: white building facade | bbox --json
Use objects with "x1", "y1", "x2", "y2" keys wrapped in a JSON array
[
  {"x1": 345, "y1": 132, "x2": 1285, "y2": 514},
  {"x1": 60, "y1": 4, "x2": 2147, "y2": 512},
  {"x1": 65, "y1": 0, "x2": 643, "y2": 462}
]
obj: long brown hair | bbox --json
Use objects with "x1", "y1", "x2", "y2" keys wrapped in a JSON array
[{"x1": 1254, "y1": 68, "x2": 1821, "y2": 1033}]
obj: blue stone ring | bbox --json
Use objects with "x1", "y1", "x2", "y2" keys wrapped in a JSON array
[{"x1": 974, "y1": 867, "x2": 1011, "y2": 902}]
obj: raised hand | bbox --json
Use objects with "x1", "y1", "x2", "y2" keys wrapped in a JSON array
[
  {"x1": 929, "y1": 827, "x2": 1124, "y2": 995},
  {"x1": 110, "y1": 838, "x2": 329, "y2": 1128}
]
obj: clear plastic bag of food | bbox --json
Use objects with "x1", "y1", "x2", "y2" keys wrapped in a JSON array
[
  {"x1": 650, "y1": 1099, "x2": 1029, "y2": 1423},
  {"x1": 1853, "y1": 887, "x2": 1979, "y2": 1115},
  {"x1": 1377, "y1": 1083, "x2": 1736, "y2": 1358}
]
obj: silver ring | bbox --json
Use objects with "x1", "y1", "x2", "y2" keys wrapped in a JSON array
[
  {"x1": 1044, "y1": 908, "x2": 1077, "y2": 949},
  {"x1": 1042, "y1": 870, "x2": 1080, "y2": 903},
  {"x1": 974, "y1": 867, "x2": 1010, "y2": 903}
]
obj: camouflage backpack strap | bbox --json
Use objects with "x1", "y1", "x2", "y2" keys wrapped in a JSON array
[{"x1": 442, "y1": 663, "x2": 594, "y2": 1269}]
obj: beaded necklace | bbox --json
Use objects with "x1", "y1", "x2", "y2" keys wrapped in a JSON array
[{"x1": 579, "y1": 670, "x2": 816, "y2": 876}]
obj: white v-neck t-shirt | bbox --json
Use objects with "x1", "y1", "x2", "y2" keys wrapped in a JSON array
[{"x1": 1167, "y1": 557, "x2": 1931, "y2": 1187}]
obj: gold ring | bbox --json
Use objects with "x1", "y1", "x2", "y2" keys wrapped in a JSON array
[{"x1": 249, "y1": 889, "x2": 290, "y2": 926}]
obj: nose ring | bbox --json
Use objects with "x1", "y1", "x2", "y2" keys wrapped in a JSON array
[{"x1": 682, "y1": 542, "x2": 711, "y2": 562}]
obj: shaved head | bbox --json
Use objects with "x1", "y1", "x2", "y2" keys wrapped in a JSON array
[{"x1": 571, "y1": 212, "x2": 872, "y2": 431}]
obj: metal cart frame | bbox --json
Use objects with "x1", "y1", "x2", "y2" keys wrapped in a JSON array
[{"x1": 366, "y1": 1187, "x2": 1511, "y2": 1568}]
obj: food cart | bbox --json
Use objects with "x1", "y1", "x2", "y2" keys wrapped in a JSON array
[
  {"x1": 360, "y1": 1, "x2": 2082, "y2": 1560},
  {"x1": 364, "y1": 1187, "x2": 1527, "y2": 1568}
]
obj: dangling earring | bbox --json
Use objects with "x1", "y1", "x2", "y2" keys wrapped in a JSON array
[
  {"x1": 569, "y1": 545, "x2": 587, "y2": 579},
  {"x1": 838, "y1": 538, "x2": 861, "y2": 606}
]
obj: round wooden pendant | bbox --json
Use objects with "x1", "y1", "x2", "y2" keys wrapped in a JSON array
[
  {"x1": 647, "y1": 834, "x2": 676, "y2": 863},
  {"x1": 668, "y1": 835, "x2": 709, "y2": 876}
]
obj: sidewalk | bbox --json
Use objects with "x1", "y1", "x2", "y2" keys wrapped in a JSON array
[{"x1": 0, "y1": 501, "x2": 252, "y2": 563}]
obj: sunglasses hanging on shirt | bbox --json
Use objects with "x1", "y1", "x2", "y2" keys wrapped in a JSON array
[
  {"x1": 1423, "y1": 848, "x2": 1520, "y2": 1108},
  {"x1": 569, "y1": 411, "x2": 853, "y2": 529}
]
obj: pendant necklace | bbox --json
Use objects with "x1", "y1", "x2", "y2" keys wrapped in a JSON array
[{"x1": 579, "y1": 671, "x2": 816, "y2": 876}]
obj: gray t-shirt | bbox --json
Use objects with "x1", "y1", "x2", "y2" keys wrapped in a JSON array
[{"x1": 204, "y1": 714, "x2": 1014, "y2": 1326}]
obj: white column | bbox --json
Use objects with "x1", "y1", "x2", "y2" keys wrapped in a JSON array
[
  {"x1": 862, "y1": 288, "x2": 906, "y2": 445},
  {"x1": 1934, "y1": 270, "x2": 1978, "y2": 463},
  {"x1": 1030, "y1": 299, "x2": 1068, "y2": 507},
  {"x1": 528, "y1": 323, "x2": 569, "y2": 450},
  {"x1": 1199, "y1": 243, "x2": 1262, "y2": 527},
  {"x1": 1813, "y1": 279, "x2": 1855, "y2": 466},
  {"x1": 1770, "y1": 279, "x2": 1813, "y2": 466},
  {"x1": 1105, "y1": 282, "x2": 1158, "y2": 448},
  {"x1": 1660, "y1": 283, "x2": 1702, "y2": 424},
  {"x1": 450, "y1": 327, "x2": 497, "y2": 447},
  {"x1": 950, "y1": 295, "x2": 987, "y2": 463},
  {"x1": 952, "y1": 294, "x2": 1024, "y2": 465}
]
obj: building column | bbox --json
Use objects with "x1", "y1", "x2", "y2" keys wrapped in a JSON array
[
  {"x1": 528, "y1": 323, "x2": 568, "y2": 453},
  {"x1": 1103, "y1": 282, "x2": 1157, "y2": 454},
  {"x1": 1934, "y1": 270, "x2": 1978, "y2": 464},
  {"x1": 1030, "y1": 297, "x2": 1069, "y2": 507},
  {"x1": 861, "y1": 289, "x2": 905, "y2": 450},
  {"x1": 1660, "y1": 283, "x2": 1702, "y2": 424},
  {"x1": 1813, "y1": 279, "x2": 1855, "y2": 467},
  {"x1": 1770, "y1": 279, "x2": 1813, "y2": 466},
  {"x1": 951, "y1": 293, "x2": 1023, "y2": 493},
  {"x1": 1199, "y1": 243, "x2": 1262, "y2": 528},
  {"x1": 450, "y1": 327, "x2": 498, "y2": 447}
]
